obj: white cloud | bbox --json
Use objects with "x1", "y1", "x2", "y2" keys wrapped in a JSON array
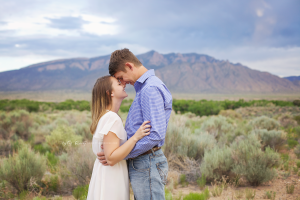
[
  {"x1": 256, "y1": 9, "x2": 264, "y2": 17},
  {"x1": 0, "y1": 55, "x2": 66, "y2": 72},
  {"x1": 202, "y1": 46, "x2": 300, "y2": 77}
]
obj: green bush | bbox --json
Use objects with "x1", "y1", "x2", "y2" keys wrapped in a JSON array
[
  {"x1": 46, "y1": 125, "x2": 82, "y2": 154},
  {"x1": 297, "y1": 160, "x2": 300, "y2": 168},
  {"x1": 252, "y1": 129, "x2": 286, "y2": 150},
  {"x1": 0, "y1": 146, "x2": 47, "y2": 193},
  {"x1": 196, "y1": 175, "x2": 206, "y2": 189},
  {"x1": 33, "y1": 143, "x2": 51, "y2": 154},
  {"x1": 231, "y1": 136, "x2": 280, "y2": 186},
  {"x1": 165, "y1": 188, "x2": 173, "y2": 200},
  {"x1": 281, "y1": 153, "x2": 289, "y2": 162},
  {"x1": 287, "y1": 139, "x2": 298, "y2": 149},
  {"x1": 72, "y1": 185, "x2": 89, "y2": 200},
  {"x1": 179, "y1": 174, "x2": 188, "y2": 187},
  {"x1": 45, "y1": 152, "x2": 59, "y2": 172},
  {"x1": 294, "y1": 145, "x2": 300, "y2": 159},
  {"x1": 248, "y1": 116, "x2": 280, "y2": 131},
  {"x1": 200, "y1": 145, "x2": 233, "y2": 180}
]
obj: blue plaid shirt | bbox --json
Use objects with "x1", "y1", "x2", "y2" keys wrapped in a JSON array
[{"x1": 124, "y1": 69, "x2": 172, "y2": 159}]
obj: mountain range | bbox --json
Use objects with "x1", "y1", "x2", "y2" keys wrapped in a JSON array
[
  {"x1": 283, "y1": 76, "x2": 300, "y2": 87},
  {"x1": 0, "y1": 50, "x2": 299, "y2": 93}
]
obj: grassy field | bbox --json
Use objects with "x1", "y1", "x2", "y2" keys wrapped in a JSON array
[
  {"x1": 1, "y1": 102, "x2": 300, "y2": 199},
  {"x1": 0, "y1": 90, "x2": 300, "y2": 102}
]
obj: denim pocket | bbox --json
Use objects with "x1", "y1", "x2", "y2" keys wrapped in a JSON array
[
  {"x1": 131, "y1": 158, "x2": 150, "y2": 172},
  {"x1": 156, "y1": 160, "x2": 168, "y2": 185}
]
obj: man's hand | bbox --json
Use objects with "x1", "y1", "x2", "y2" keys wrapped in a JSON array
[{"x1": 97, "y1": 145, "x2": 110, "y2": 166}]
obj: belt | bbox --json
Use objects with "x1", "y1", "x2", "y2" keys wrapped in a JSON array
[{"x1": 138, "y1": 146, "x2": 161, "y2": 157}]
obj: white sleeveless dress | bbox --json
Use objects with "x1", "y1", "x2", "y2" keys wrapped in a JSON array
[{"x1": 87, "y1": 111, "x2": 129, "y2": 200}]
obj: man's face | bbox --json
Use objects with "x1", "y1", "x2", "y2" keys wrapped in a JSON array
[{"x1": 114, "y1": 69, "x2": 136, "y2": 86}]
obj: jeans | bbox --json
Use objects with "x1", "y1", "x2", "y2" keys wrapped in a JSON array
[{"x1": 127, "y1": 149, "x2": 168, "y2": 200}]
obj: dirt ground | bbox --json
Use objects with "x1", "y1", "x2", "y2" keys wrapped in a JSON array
[
  {"x1": 170, "y1": 174, "x2": 300, "y2": 200},
  {"x1": 59, "y1": 174, "x2": 299, "y2": 200}
]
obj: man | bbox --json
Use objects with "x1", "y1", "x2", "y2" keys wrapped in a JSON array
[{"x1": 97, "y1": 48, "x2": 172, "y2": 199}]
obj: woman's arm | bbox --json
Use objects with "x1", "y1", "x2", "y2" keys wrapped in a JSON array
[
  {"x1": 102, "y1": 121, "x2": 150, "y2": 166},
  {"x1": 103, "y1": 132, "x2": 138, "y2": 166}
]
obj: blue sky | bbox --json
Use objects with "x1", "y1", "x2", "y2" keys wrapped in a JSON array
[{"x1": 0, "y1": 0, "x2": 299, "y2": 77}]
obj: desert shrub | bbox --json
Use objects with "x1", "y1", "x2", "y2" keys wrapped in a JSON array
[
  {"x1": 72, "y1": 184, "x2": 89, "y2": 200},
  {"x1": 231, "y1": 135, "x2": 280, "y2": 186},
  {"x1": 164, "y1": 122, "x2": 216, "y2": 160},
  {"x1": 0, "y1": 140, "x2": 11, "y2": 157},
  {"x1": 0, "y1": 110, "x2": 33, "y2": 140},
  {"x1": 1, "y1": 139, "x2": 31, "y2": 158},
  {"x1": 219, "y1": 109, "x2": 242, "y2": 119},
  {"x1": 248, "y1": 116, "x2": 280, "y2": 131},
  {"x1": 245, "y1": 188, "x2": 256, "y2": 200},
  {"x1": 0, "y1": 146, "x2": 47, "y2": 194},
  {"x1": 286, "y1": 184, "x2": 294, "y2": 194},
  {"x1": 200, "y1": 145, "x2": 233, "y2": 180},
  {"x1": 164, "y1": 122, "x2": 190, "y2": 157},
  {"x1": 263, "y1": 191, "x2": 276, "y2": 200},
  {"x1": 252, "y1": 129, "x2": 286, "y2": 150},
  {"x1": 73, "y1": 122, "x2": 92, "y2": 141},
  {"x1": 189, "y1": 132, "x2": 216, "y2": 160},
  {"x1": 293, "y1": 100, "x2": 300, "y2": 106},
  {"x1": 278, "y1": 114, "x2": 298, "y2": 128},
  {"x1": 294, "y1": 145, "x2": 300, "y2": 158},
  {"x1": 0, "y1": 127, "x2": 9, "y2": 139},
  {"x1": 210, "y1": 183, "x2": 223, "y2": 197},
  {"x1": 59, "y1": 145, "x2": 94, "y2": 189},
  {"x1": 46, "y1": 125, "x2": 82, "y2": 154},
  {"x1": 53, "y1": 118, "x2": 69, "y2": 126},
  {"x1": 199, "y1": 115, "x2": 234, "y2": 140},
  {"x1": 41, "y1": 173, "x2": 60, "y2": 193},
  {"x1": 294, "y1": 116, "x2": 300, "y2": 125}
]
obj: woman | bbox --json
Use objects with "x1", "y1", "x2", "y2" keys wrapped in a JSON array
[{"x1": 87, "y1": 75, "x2": 151, "y2": 200}]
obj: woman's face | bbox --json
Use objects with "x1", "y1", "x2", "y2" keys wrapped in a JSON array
[{"x1": 111, "y1": 77, "x2": 128, "y2": 99}]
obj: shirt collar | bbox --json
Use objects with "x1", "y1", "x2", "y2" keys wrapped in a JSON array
[
  {"x1": 134, "y1": 69, "x2": 155, "y2": 92},
  {"x1": 135, "y1": 69, "x2": 155, "y2": 84}
]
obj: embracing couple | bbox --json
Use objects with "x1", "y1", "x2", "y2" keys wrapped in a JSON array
[{"x1": 86, "y1": 48, "x2": 173, "y2": 200}]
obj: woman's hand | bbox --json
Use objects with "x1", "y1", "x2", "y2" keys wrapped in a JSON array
[{"x1": 133, "y1": 121, "x2": 151, "y2": 141}]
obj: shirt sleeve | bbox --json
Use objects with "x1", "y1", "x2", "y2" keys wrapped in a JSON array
[
  {"x1": 94, "y1": 112, "x2": 126, "y2": 141},
  {"x1": 125, "y1": 86, "x2": 166, "y2": 159}
]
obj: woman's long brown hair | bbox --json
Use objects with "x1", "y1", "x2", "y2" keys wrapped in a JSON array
[{"x1": 90, "y1": 75, "x2": 113, "y2": 134}]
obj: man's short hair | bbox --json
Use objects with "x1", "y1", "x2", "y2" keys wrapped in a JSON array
[{"x1": 109, "y1": 48, "x2": 142, "y2": 76}]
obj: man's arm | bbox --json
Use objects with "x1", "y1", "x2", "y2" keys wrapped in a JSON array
[{"x1": 124, "y1": 86, "x2": 166, "y2": 159}]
